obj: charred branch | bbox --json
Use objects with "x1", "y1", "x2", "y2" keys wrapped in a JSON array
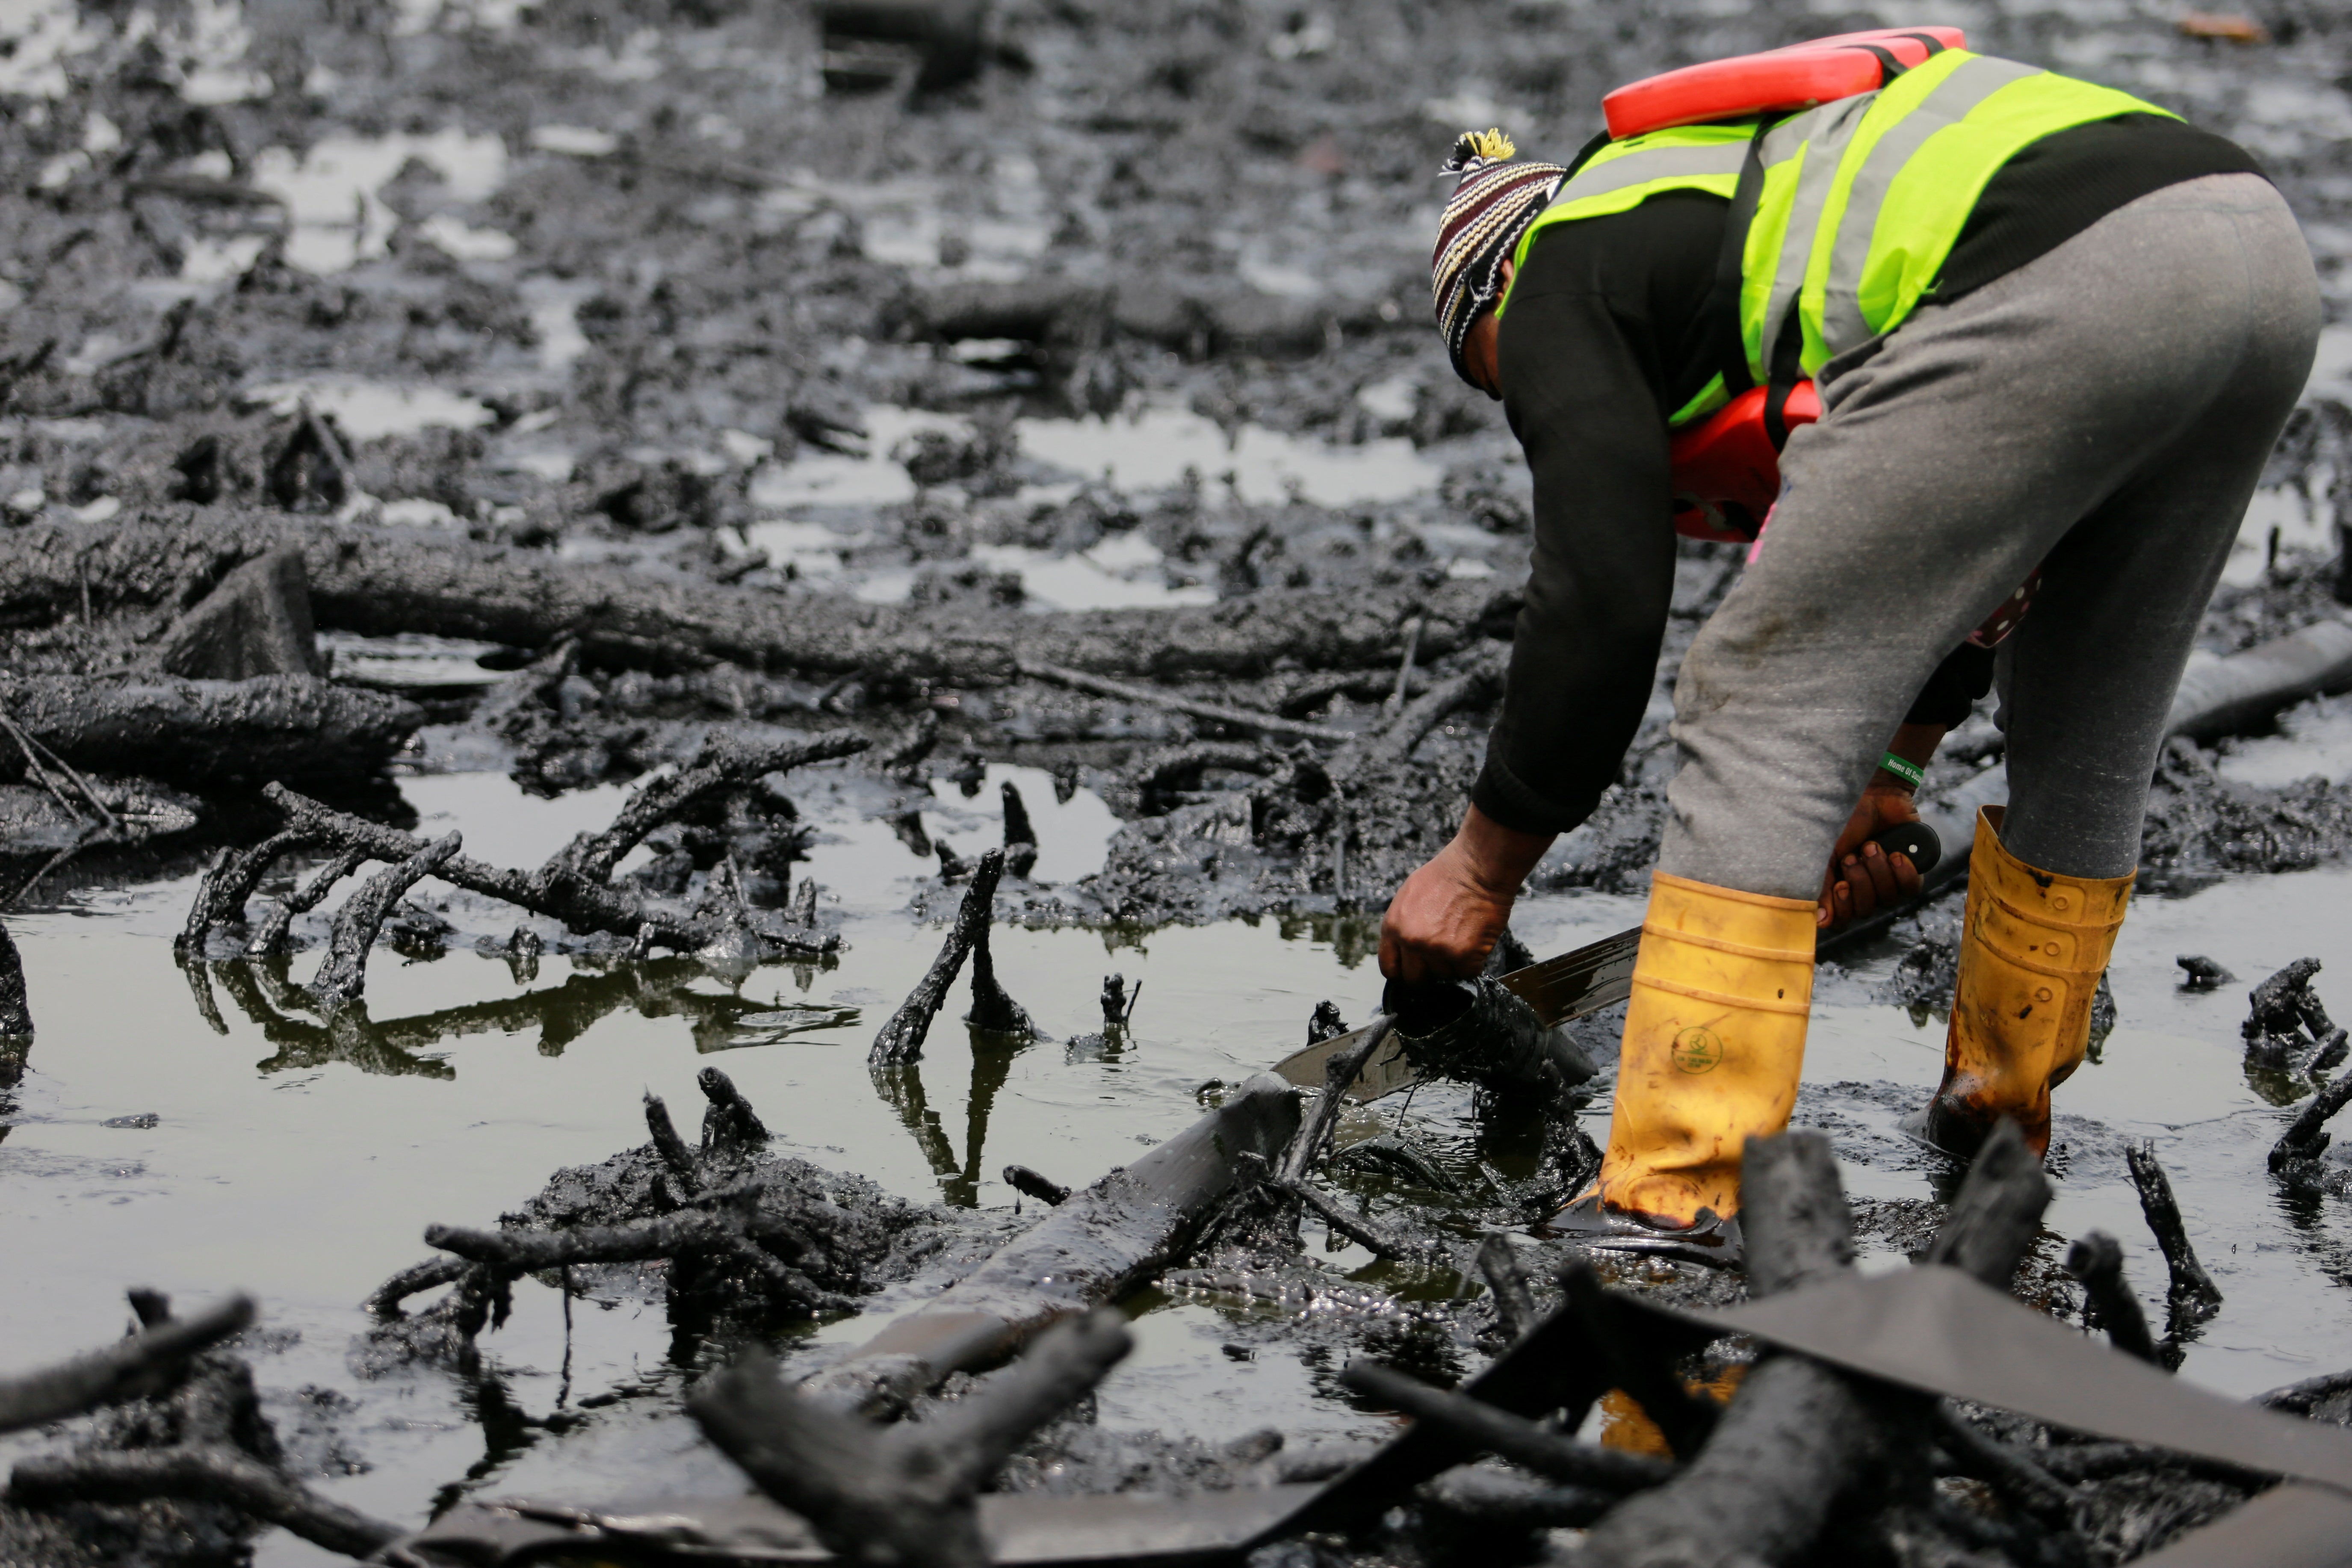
[
  {"x1": 690, "y1": 1310, "x2": 1133, "y2": 1568},
  {"x1": 7, "y1": 1449, "x2": 399, "y2": 1560},
  {"x1": 870, "y1": 848, "x2": 1038, "y2": 1062},
  {"x1": 699, "y1": 1065, "x2": 770, "y2": 1153},
  {"x1": 1338, "y1": 1360, "x2": 1675, "y2": 1494},
  {"x1": 309, "y1": 832, "x2": 461, "y2": 1010},
  {"x1": 1016, "y1": 659, "x2": 1352, "y2": 743},
  {"x1": 1929, "y1": 1403, "x2": 2079, "y2": 1532},
  {"x1": 2130, "y1": 1140, "x2": 2226, "y2": 1317},
  {"x1": 1002, "y1": 1165, "x2": 1070, "y2": 1206},
  {"x1": 0, "y1": 673, "x2": 418, "y2": 790},
  {"x1": 646, "y1": 1093, "x2": 701, "y2": 1194},
  {"x1": 553, "y1": 731, "x2": 868, "y2": 884},
  {"x1": 245, "y1": 845, "x2": 366, "y2": 959},
  {"x1": 0, "y1": 1294, "x2": 254, "y2": 1434},
  {"x1": 1276, "y1": 1014, "x2": 1394, "y2": 1184},
  {"x1": 1924, "y1": 1118, "x2": 2053, "y2": 1291},
  {"x1": 180, "y1": 830, "x2": 313, "y2": 953},
  {"x1": 2062, "y1": 1231, "x2": 2160, "y2": 1364},
  {"x1": 1000, "y1": 780, "x2": 1037, "y2": 878}
]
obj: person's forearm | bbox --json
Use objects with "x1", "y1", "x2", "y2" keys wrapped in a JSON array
[{"x1": 1451, "y1": 803, "x2": 1557, "y2": 895}]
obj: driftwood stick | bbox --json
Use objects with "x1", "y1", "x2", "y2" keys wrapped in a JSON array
[
  {"x1": 2129, "y1": 1140, "x2": 2225, "y2": 1317},
  {"x1": 1476, "y1": 1231, "x2": 1536, "y2": 1343},
  {"x1": 1340, "y1": 1360, "x2": 1674, "y2": 1494},
  {"x1": 1014, "y1": 657, "x2": 1351, "y2": 744},
  {"x1": 2268, "y1": 1076, "x2": 2352, "y2": 1171},
  {"x1": 422, "y1": 1208, "x2": 851, "y2": 1313},
  {"x1": 871, "y1": 849, "x2": 1008, "y2": 1063},
  {"x1": 1273, "y1": 1170, "x2": 1420, "y2": 1260},
  {"x1": 178, "y1": 831, "x2": 312, "y2": 952},
  {"x1": 364, "y1": 1257, "x2": 472, "y2": 1318},
  {"x1": 2062, "y1": 1231, "x2": 2160, "y2": 1364},
  {"x1": 1924, "y1": 1118, "x2": 2052, "y2": 1290},
  {"x1": 309, "y1": 833, "x2": 461, "y2": 1009},
  {"x1": 6, "y1": 1449, "x2": 400, "y2": 1559},
  {"x1": 0, "y1": 1294, "x2": 254, "y2": 1434},
  {"x1": 646, "y1": 1093, "x2": 702, "y2": 1193},
  {"x1": 246, "y1": 845, "x2": 367, "y2": 958},
  {"x1": 552, "y1": 731, "x2": 868, "y2": 884},
  {"x1": 1277, "y1": 1014, "x2": 1394, "y2": 1184},
  {"x1": 690, "y1": 1311, "x2": 1132, "y2": 1568}
]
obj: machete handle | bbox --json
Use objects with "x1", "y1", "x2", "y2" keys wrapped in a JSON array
[{"x1": 1864, "y1": 819, "x2": 1941, "y2": 876}]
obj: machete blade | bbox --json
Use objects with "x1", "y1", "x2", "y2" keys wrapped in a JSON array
[{"x1": 1270, "y1": 924, "x2": 1643, "y2": 1103}]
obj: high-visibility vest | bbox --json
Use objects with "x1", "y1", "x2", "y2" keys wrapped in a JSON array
[{"x1": 1500, "y1": 46, "x2": 2172, "y2": 431}]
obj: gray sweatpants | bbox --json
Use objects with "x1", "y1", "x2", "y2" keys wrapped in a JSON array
[{"x1": 1660, "y1": 174, "x2": 2321, "y2": 893}]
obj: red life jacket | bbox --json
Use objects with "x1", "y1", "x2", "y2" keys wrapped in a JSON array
[{"x1": 1597, "y1": 29, "x2": 1968, "y2": 540}]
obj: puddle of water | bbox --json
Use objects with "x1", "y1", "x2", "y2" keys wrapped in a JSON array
[
  {"x1": 1020, "y1": 406, "x2": 1439, "y2": 508},
  {"x1": 528, "y1": 124, "x2": 619, "y2": 157},
  {"x1": 245, "y1": 378, "x2": 496, "y2": 440},
  {"x1": 320, "y1": 631, "x2": 508, "y2": 689},
  {"x1": 745, "y1": 407, "x2": 969, "y2": 512},
  {"x1": 251, "y1": 129, "x2": 508, "y2": 275},
  {"x1": 970, "y1": 538, "x2": 1217, "y2": 611}
]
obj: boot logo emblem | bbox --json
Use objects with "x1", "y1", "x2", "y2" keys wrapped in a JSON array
[{"x1": 1671, "y1": 1026, "x2": 1723, "y2": 1074}]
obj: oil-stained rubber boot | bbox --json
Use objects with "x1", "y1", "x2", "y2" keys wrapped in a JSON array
[
  {"x1": 1542, "y1": 871, "x2": 1814, "y2": 1267},
  {"x1": 1924, "y1": 807, "x2": 2133, "y2": 1160}
]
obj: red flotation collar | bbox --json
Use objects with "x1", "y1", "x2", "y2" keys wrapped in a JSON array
[{"x1": 1602, "y1": 27, "x2": 1967, "y2": 141}]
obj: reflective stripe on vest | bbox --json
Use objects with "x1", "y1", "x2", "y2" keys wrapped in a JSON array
[{"x1": 1501, "y1": 51, "x2": 2173, "y2": 422}]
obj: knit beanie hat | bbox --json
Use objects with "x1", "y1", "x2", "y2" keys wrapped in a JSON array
[{"x1": 1430, "y1": 130, "x2": 1566, "y2": 392}]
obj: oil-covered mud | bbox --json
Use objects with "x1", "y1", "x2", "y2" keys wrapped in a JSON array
[{"x1": 6, "y1": 0, "x2": 2352, "y2": 1560}]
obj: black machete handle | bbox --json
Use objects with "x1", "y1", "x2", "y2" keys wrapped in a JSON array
[{"x1": 1865, "y1": 819, "x2": 1941, "y2": 876}]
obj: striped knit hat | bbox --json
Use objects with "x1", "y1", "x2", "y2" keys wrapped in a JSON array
[{"x1": 1431, "y1": 130, "x2": 1565, "y2": 391}]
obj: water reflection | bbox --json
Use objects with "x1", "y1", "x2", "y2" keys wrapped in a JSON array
[
  {"x1": 183, "y1": 954, "x2": 853, "y2": 1077},
  {"x1": 872, "y1": 1025, "x2": 1042, "y2": 1207}
]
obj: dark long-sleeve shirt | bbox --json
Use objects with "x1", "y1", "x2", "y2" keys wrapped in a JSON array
[{"x1": 1469, "y1": 113, "x2": 2263, "y2": 836}]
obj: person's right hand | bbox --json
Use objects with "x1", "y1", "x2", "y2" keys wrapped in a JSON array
[{"x1": 1379, "y1": 806, "x2": 1555, "y2": 983}]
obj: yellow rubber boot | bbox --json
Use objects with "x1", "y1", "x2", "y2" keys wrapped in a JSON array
[
  {"x1": 1594, "y1": 871, "x2": 1817, "y2": 1228},
  {"x1": 1924, "y1": 807, "x2": 2133, "y2": 1160}
]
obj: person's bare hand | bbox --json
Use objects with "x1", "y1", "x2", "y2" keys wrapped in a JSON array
[
  {"x1": 1817, "y1": 785, "x2": 1925, "y2": 930},
  {"x1": 1380, "y1": 806, "x2": 1554, "y2": 983}
]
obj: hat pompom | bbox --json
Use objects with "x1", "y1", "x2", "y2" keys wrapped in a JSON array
[{"x1": 1438, "y1": 127, "x2": 1519, "y2": 177}]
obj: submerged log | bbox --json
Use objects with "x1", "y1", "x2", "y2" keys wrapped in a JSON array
[
  {"x1": 800, "y1": 1073, "x2": 1298, "y2": 1415},
  {"x1": 0, "y1": 514, "x2": 1504, "y2": 683},
  {"x1": 0, "y1": 673, "x2": 418, "y2": 787}
]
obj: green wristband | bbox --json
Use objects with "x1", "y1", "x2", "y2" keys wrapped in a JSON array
[{"x1": 1878, "y1": 751, "x2": 1926, "y2": 790}]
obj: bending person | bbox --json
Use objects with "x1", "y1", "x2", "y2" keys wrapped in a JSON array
[{"x1": 1383, "y1": 42, "x2": 2318, "y2": 1261}]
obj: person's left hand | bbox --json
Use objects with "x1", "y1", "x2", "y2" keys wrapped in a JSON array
[{"x1": 1817, "y1": 785, "x2": 1925, "y2": 930}]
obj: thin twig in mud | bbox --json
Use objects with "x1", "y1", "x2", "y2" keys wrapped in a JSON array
[
  {"x1": 1475, "y1": 1231, "x2": 1536, "y2": 1342},
  {"x1": 1014, "y1": 657, "x2": 1353, "y2": 744},
  {"x1": 0, "y1": 1294, "x2": 254, "y2": 1434},
  {"x1": 309, "y1": 832, "x2": 461, "y2": 1010},
  {"x1": 1382, "y1": 616, "x2": 1423, "y2": 718},
  {"x1": 1237, "y1": 1152, "x2": 1422, "y2": 1261},
  {"x1": 2129, "y1": 1140, "x2": 2225, "y2": 1318},
  {"x1": 421, "y1": 1187, "x2": 857, "y2": 1315},
  {"x1": 2062, "y1": 1231, "x2": 2160, "y2": 1364},
  {"x1": 869, "y1": 849, "x2": 1040, "y2": 1064},
  {"x1": 1338, "y1": 1359, "x2": 1675, "y2": 1494},
  {"x1": 365, "y1": 1258, "x2": 470, "y2": 1319},
  {"x1": 689, "y1": 1311, "x2": 1133, "y2": 1568},
  {"x1": 1277, "y1": 1014, "x2": 1393, "y2": 1184},
  {"x1": 7, "y1": 1450, "x2": 401, "y2": 1560}
]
